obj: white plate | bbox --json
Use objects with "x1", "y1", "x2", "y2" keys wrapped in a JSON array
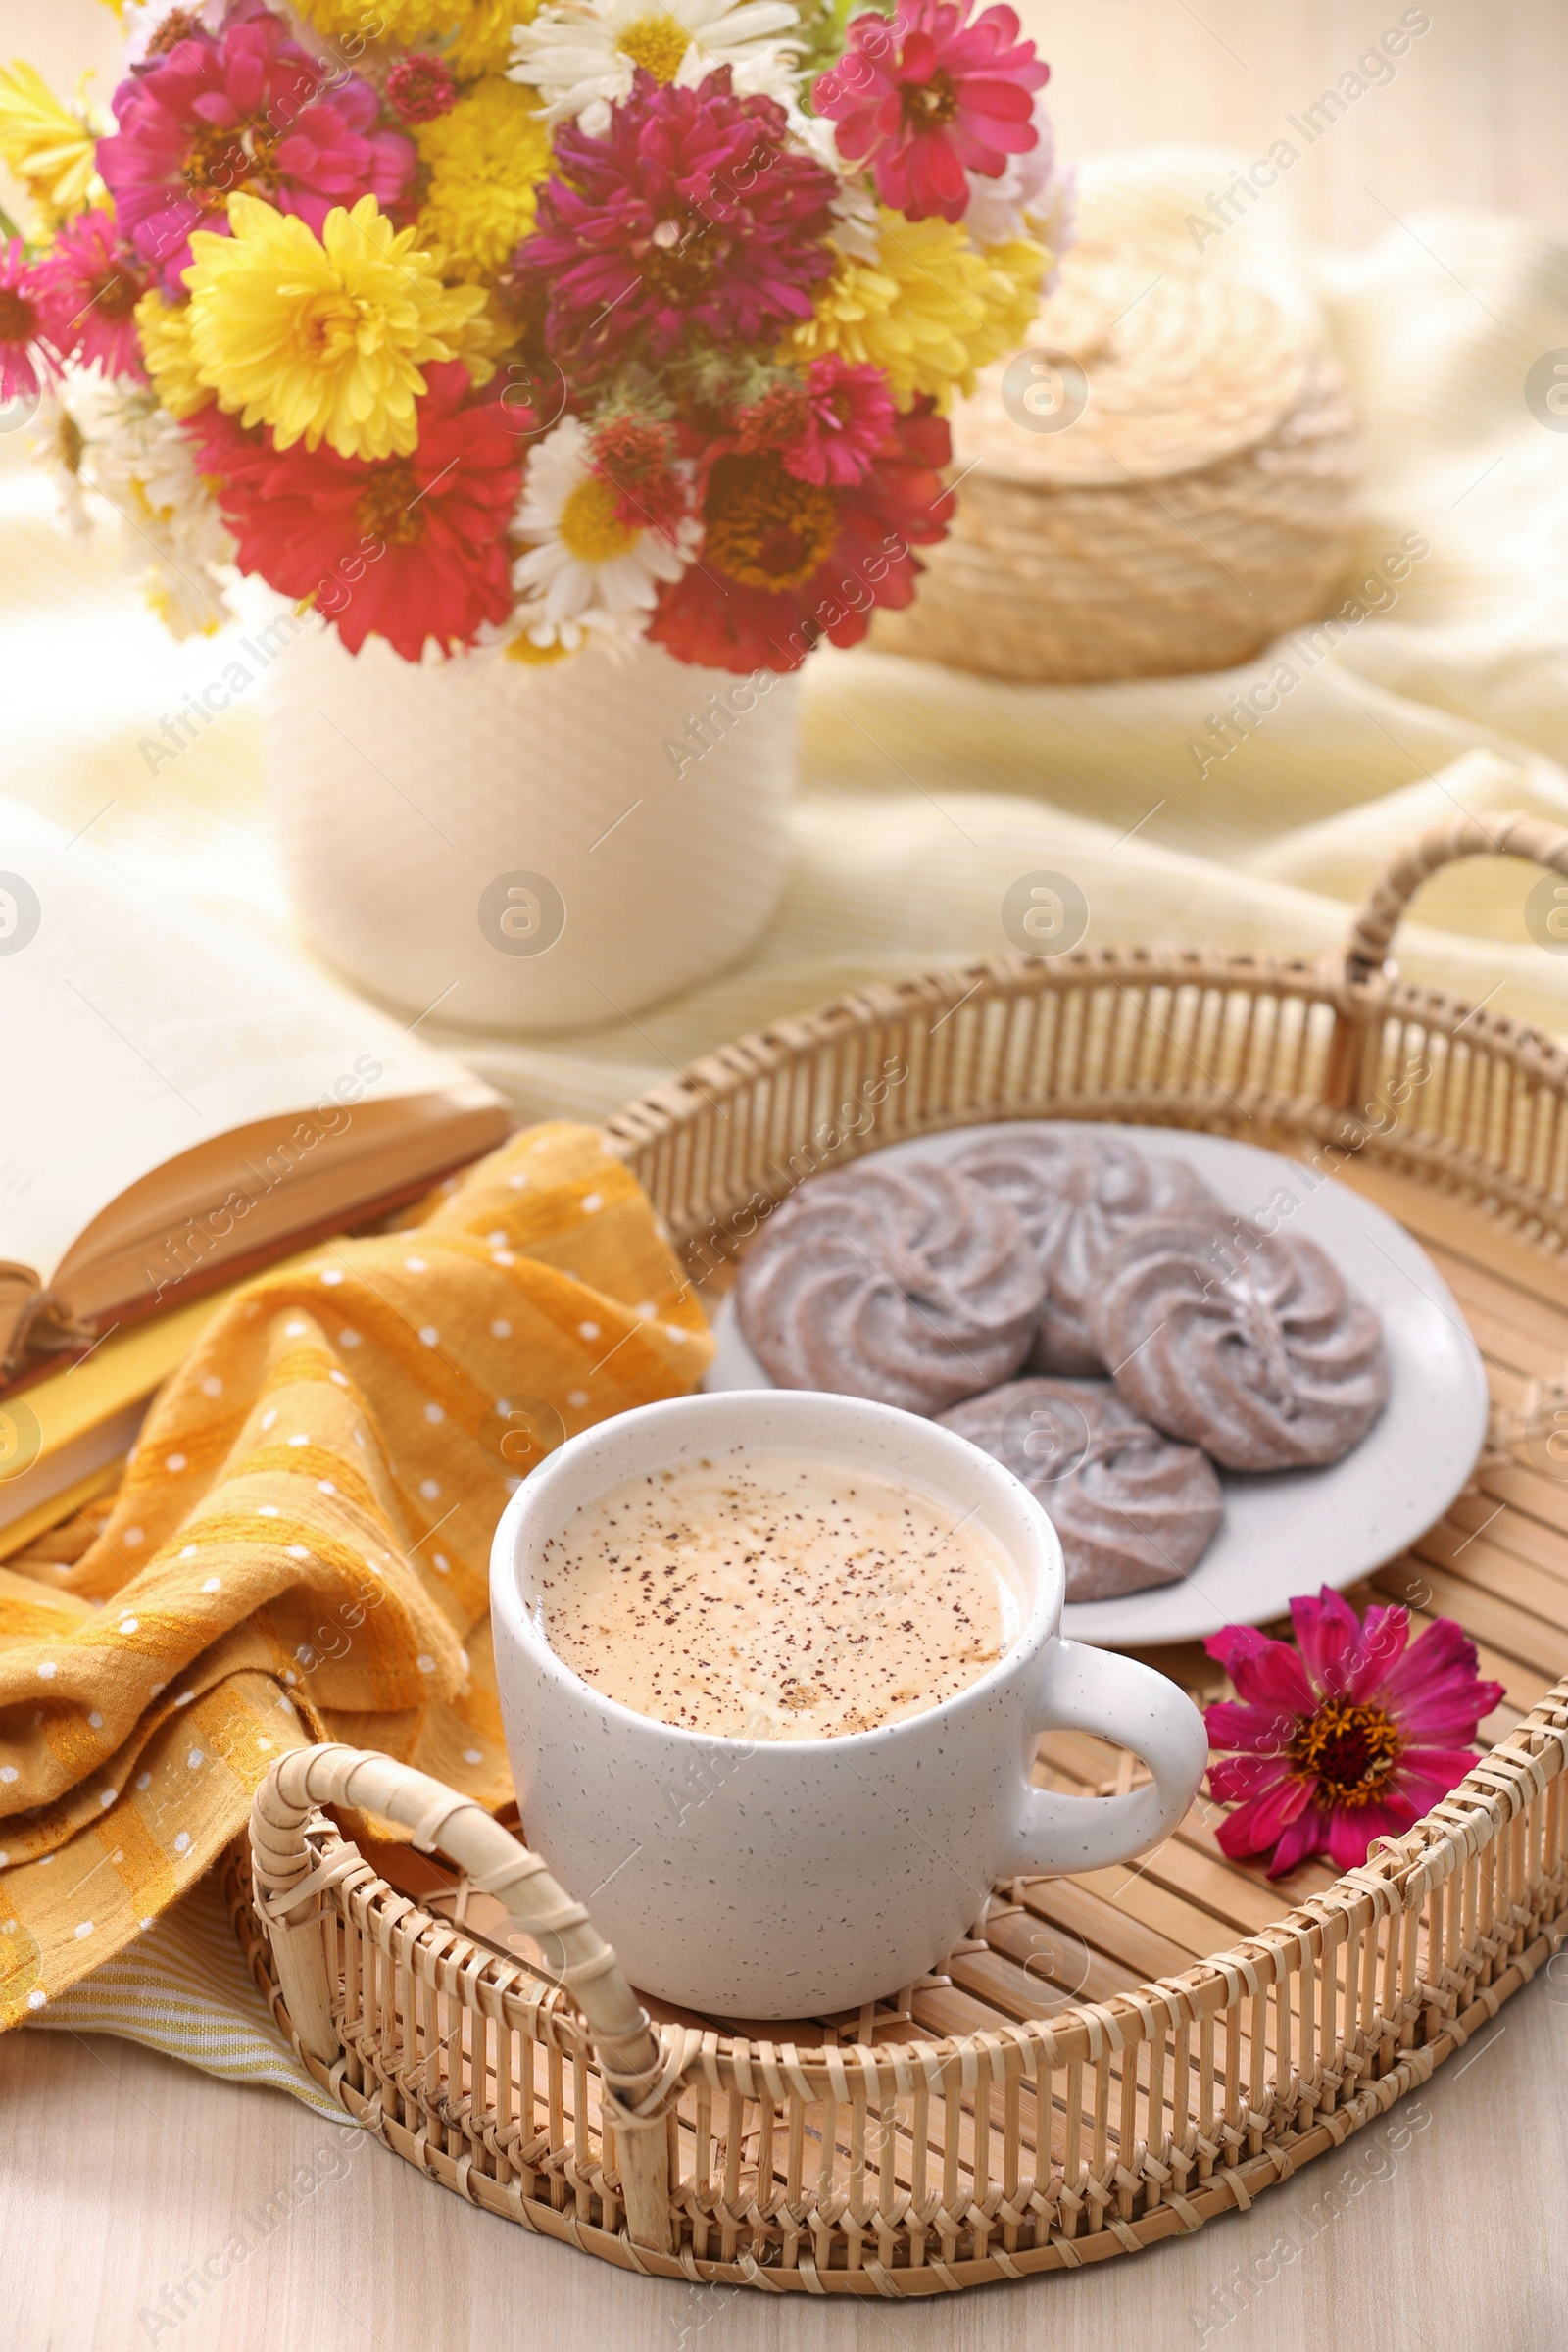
[{"x1": 702, "y1": 1123, "x2": 1491, "y2": 1648}]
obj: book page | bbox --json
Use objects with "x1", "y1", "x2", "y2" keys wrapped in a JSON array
[{"x1": 0, "y1": 801, "x2": 500, "y2": 1285}]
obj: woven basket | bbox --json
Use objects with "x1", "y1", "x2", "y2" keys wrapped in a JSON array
[
  {"x1": 231, "y1": 813, "x2": 1568, "y2": 2295},
  {"x1": 871, "y1": 241, "x2": 1365, "y2": 683}
]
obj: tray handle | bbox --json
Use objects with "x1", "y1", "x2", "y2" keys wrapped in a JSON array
[
  {"x1": 1343, "y1": 809, "x2": 1568, "y2": 985},
  {"x1": 250, "y1": 1743, "x2": 675, "y2": 2251}
]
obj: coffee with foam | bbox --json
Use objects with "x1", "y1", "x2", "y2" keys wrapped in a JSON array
[{"x1": 532, "y1": 1446, "x2": 1023, "y2": 1740}]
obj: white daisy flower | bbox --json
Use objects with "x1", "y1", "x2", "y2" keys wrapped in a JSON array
[
  {"x1": 506, "y1": 600, "x2": 639, "y2": 662},
  {"x1": 829, "y1": 179, "x2": 881, "y2": 266},
  {"x1": 87, "y1": 392, "x2": 235, "y2": 638},
  {"x1": 790, "y1": 112, "x2": 879, "y2": 262},
  {"x1": 1029, "y1": 160, "x2": 1079, "y2": 296},
  {"x1": 963, "y1": 104, "x2": 1077, "y2": 291},
  {"x1": 509, "y1": 0, "x2": 803, "y2": 134},
  {"x1": 511, "y1": 415, "x2": 693, "y2": 651},
  {"x1": 28, "y1": 385, "x2": 93, "y2": 540}
]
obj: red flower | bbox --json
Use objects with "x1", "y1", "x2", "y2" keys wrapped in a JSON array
[
  {"x1": 814, "y1": 0, "x2": 1049, "y2": 224},
  {"x1": 517, "y1": 68, "x2": 837, "y2": 369},
  {"x1": 386, "y1": 52, "x2": 457, "y2": 124},
  {"x1": 30, "y1": 208, "x2": 150, "y2": 380},
  {"x1": 737, "y1": 357, "x2": 898, "y2": 488},
  {"x1": 0, "y1": 237, "x2": 57, "y2": 408},
  {"x1": 1203, "y1": 1589, "x2": 1505, "y2": 1880},
  {"x1": 589, "y1": 411, "x2": 690, "y2": 538},
  {"x1": 99, "y1": 2, "x2": 416, "y2": 292},
  {"x1": 188, "y1": 364, "x2": 522, "y2": 661},
  {"x1": 649, "y1": 401, "x2": 951, "y2": 673}
]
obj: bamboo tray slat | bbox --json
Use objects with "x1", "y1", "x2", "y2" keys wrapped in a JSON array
[{"x1": 203, "y1": 813, "x2": 1568, "y2": 2295}]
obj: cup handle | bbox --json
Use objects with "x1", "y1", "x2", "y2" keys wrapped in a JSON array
[{"x1": 1001, "y1": 1639, "x2": 1209, "y2": 1878}]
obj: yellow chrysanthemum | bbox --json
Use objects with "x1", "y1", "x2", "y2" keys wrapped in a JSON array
[
  {"x1": 294, "y1": 0, "x2": 458, "y2": 39},
  {"x1": 415, "y1": 77, "x2": 553, "y2": 284},
  {"x1": 134, "y1": 289, "x2": 212, "y2": 419},
  {"x1": 792, "y1": 212, "x2": 1052, "y2": 412},
  {"x1": 450, "y1": 0, "x2": 544, "y2": 77},
  {"x1": 182, "y1": 193, "x2": 492, "y2": 462},
  {"x1": 294, "y1": 0, "x2": 544, "y2": 67},
  {"x1": 291, "y1": 0, "x2": 542, "y2": 64},
  {"x1": 978, "y1": 235, "x2": 1056, "y2": 364},
  {"x1": 0, "y1": 61, "x2": 103, "y2": 228}
]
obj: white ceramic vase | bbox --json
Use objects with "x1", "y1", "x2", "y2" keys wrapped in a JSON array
[{"x1": 262, "y1": 623, "x2": 796, "y2": 1034}]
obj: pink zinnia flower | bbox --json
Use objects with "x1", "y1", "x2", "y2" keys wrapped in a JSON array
[
  {"x1": 518, "y1": 68, "x2": 838, "y2": 369},
  {"x1": 98, "y1": 2, "x2": 416, "y2": 293},
  {"x1": 1204, "y1": 1589, "x2": 1504, "y2": 1880},
  {"x1": 31, "y1": 208, "x2": 151, "y2": 379},
  {"x1": 734, "y1": 357, "x2": 896, "y2": 487},
  {"x1": 0, "y1": 239, "x2": 57, "y2": 410},
  {"x1": 787, "y1": 358, "x2": 897, "y2": 487},
  {"x1": 814, "y1": 0, "x2": 1050, "y2": 224}
]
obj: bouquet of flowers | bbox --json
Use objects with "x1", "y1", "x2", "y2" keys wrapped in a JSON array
[{"x1": 0, "y1": 0, "x2": 1069, "y2": 672}]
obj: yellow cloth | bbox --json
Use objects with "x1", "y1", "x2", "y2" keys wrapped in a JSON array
[
  {"x1": 22, "y1": 1870, "x2": 344, "y2": 2117},
  {"x1": 0, "y1": 1122, "x2": 712, "y2": 2026}
]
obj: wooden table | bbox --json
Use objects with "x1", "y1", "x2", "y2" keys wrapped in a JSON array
[{"x1": 6, "y1": 4, "x2": 1567, "y2": 2346}]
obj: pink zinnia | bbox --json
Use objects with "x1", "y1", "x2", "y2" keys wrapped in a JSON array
[
  {"x1": 814, "y1": 0, "x2": 1049, "y2": 224},
  {"x1": 734, "y1": 357, "x2": 896, "y2": 487},
  {"x1": 98, "y1": 1, "x2": 416, "y2": 293},
  {"x1": 517, "y1": 69, "x2": 838, "y2": 369},
  {"x1": 1203, "y1": 1589, "x2": 1504, "y2": 1881},
  {"x1": 0, "y1": 239, "x2": 57, "y2": 409},
  {"x1": 787, "y1": 358, "x2": 898, "y2": 487},
  {"x1": 31, "y1": 208, "x2": 150, "y2": 380}
]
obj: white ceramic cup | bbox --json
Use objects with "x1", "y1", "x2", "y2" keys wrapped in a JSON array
[{"x1": 489, "y1": 1391, "x2": 1208, "y2": 2018}]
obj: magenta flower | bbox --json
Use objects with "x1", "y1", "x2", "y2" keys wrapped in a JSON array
[
  {"x1": 517, "y1": 68, "x2": 838, "y2": 368},
  {"x1": 98, "y1": 2, "x2": 416, "y2": 292},
  {"x1": 1204, "y1": 1588, "x2": 1504, "y2": 1880},
  {"x1": 783, "y1": 357, "x2": 897, "y2": 487},
  {"x1": 386, "y1": 52, "x2": 457, "y2": 125},
  {"x1": 814, "y1": 0, "x2": 1049, "y2": 224},
  {"x1": 0, "y1": 239, "x2": 58, "y2": 409},
  {"x1": 31, "y1": 208, "x2": 150, "y2": 379},
  {"x1": 732, "y1": 356, "x2": 897, "y2": 486}
]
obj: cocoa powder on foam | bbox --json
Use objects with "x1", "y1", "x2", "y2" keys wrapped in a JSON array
[{"x1": 534, "y1": 1447, "x2": 1023, "y2": 1740}]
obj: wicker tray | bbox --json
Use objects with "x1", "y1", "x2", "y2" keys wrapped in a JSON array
[{"x1": 231, "y1": 812, "x2": 1568, "y2": 2296}]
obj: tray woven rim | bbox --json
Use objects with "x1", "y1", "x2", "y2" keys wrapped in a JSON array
[{"x1": 230, "y1": 1690, "x2": 1568, "y2": 2290}]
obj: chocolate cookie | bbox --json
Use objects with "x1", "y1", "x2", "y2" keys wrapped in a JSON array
[
  {"x1": 733, "y1": 1160, "x2": 1047, "y2": 1416},
  {"x1": 950, "y1": 1130, "x2": 1218, "y2": 1375},
  {"x1": 940, "y1": 1377, "x2": 1223, "y2": 1602},
  {"x1": 1091, "y1": 1212, "x2": 1387, "y2": 1471}
]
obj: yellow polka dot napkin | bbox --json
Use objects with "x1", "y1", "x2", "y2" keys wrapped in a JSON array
[{"x1": 0, "y1": 1122, "x2": 712, "y2": 2026}]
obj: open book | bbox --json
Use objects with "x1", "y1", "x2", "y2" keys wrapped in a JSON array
[{"x1": 0, "y1": 803, "x2": 510, "y2": 1378}]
